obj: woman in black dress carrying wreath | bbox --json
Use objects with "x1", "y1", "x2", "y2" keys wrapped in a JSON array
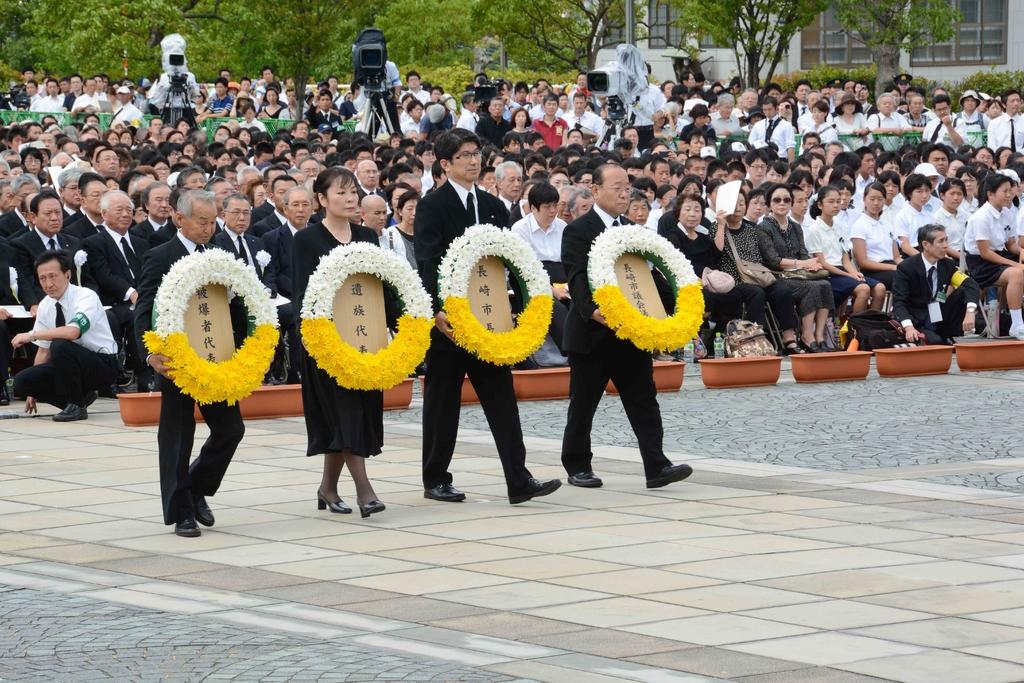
[{"x1": 292, "y1": 167, "x2": 386, "y2": 519}]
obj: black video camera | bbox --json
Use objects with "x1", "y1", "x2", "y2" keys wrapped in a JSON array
[
  {"x1": 353, "y1": 27, "x2": 388, "y2": 93},
  {"x1": 0, "y1": 85, "x2": 31, "y2": 110}
]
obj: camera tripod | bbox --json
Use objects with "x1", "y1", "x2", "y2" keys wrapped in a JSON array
[
  {"x1": 358, "y1": 90, "x2": 397, "y2": 138},
  {"x1": 161, "y1": 76, "x2": 196, "y2": 128}
]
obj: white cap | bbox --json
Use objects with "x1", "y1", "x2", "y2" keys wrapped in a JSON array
[
  {"x1": 700, "y1": 146, "x2": 717, "y2": 159},
  {"x1": 998, "y1": 169, "x2": 1021, "y2": 184},
  {"x1": 730, "y1": 141, "x2": 747, "y2": 153},
  {"x1": 913, "y1": 162, "x2": 941, "y2": 179},
  {"x1": 116, "y1": 85, "x2": 132, "y2": 95}
]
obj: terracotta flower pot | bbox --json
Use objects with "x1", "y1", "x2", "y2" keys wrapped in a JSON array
[
  {"x1": 874, "y1": 346, "x2": 953, "y2": 377},
  {"x1": 384, "y1": 378, "x2": 414, "y2": 409},
  {"x1": 238, "y1": 384, "x2": 303, "y2": 419},
  {"x1": 118, "y1": 392, "x2": 162, "y2": 426},
  {"x1": 955, "y1": 341, "x2": 1024, "y2": 372},
  {"x1": 419, "y1": 375, "x2": 479, "y2": 404},
  {"x1": 790, "y1": 351, "x2": 872, "y2": 383},
  {"x1": 699, "y1": 356, "x2": 781, "y2": 388},
  {"x1": 513, "y1": 367, "x2": 571, "y2": 401},
  {"x1": 607, "y1": 360, "x2": 684, "y2": 394}
]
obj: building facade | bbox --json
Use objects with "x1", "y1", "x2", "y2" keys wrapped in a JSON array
[{"x1": 597, "y1": 0, "x2": 1022, "y2": 85}]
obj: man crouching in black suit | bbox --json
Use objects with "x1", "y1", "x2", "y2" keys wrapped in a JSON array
[
  {"x1": 135, "y1": 190, "x2": 244, "y2": 538},
  {"x1": 414, "y1": 129, "x2": 561, "y2": 506},
  {"x1": 559, "y1": 164, "x2": 693, "y2": 490}
]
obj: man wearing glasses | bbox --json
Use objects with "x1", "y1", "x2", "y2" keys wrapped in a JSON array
[{"x1": 414, "y1": 129, "x2": 562, "y2": 506}]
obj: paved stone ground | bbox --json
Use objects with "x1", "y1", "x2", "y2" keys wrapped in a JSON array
[
  {"x1": 0, "y1": 586, "x2": 506, "y2": 682},
  {"x1": 5, "y1": 357, "x2": 1024, "y2": 681},
  {"x1": 390, "y1": 364, "x2": 1024, "y2": 472}
]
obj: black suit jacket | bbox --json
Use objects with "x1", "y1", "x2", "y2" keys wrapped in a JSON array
[
  {"x1": 63, "y1": 214, "x2": 105, "y2": 241},
  {"x1": 130, "y1": 218, "x2": 175, "y2": 247},
  {"x1": 250, "y1": 211, "x2": 283, "y2": 238},
  {"x1": 476, "y1": 116, "x2": 511, "y2": 147},
  {"x1": 0, "y1": 240, "x2": 19, "y2": 306},
  {"x1": 251, "y1": 201, "x2": 275, "y2": 225},
  {"x1": 892, "y1": 254, "x2": 980, "y2": 328},
  {"x1": 561, "y1": 209, "x2": 639, "y2": 355},
  {"x1": 10, "y1": 230, "x2": 85, "y2": 307},
  {"x1": 63, "y1": 209, "x2": 83, "y2": 228},
  {"x1": 261, "y1": 224, "x2": 296, "y2": 298},
  {"x1": 212, "y1": 230, "x2": 276, "y2": 294},
  {"x1": 134, "y1": 237, "x2": 191, "y2": 360},
  {"x1": 413, "y1": 181, "x2": 510, "y2": 310},
  {"x1": 82, "y1": 229, "x2": 150, "y2": 307},
  {"x1": 0, "y1": 211, "x2": 28, "y2": 240}
]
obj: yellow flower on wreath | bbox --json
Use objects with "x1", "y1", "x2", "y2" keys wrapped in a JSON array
[{"x1": 587, "y1": 225, "x2": 704, "y2": 352}]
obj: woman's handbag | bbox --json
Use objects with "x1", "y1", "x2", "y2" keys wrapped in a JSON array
[
  {"x1": 724, "y1": 230, "x2": 776, "y2": 287},
  {"x1": 776, "y1": 267, "x2": 829, "y2": 281},
  {"x1": 701, "y1": 267, "x2": 736, "y2": 293}
]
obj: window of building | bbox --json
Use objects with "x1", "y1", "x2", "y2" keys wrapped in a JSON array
[
  {"x1": 800, "y1": 8, "x2": 871, "y2": 68},
  {"x1": 911, "y1": 0, "x2": 1006, "y2": 65},
  {"x1": 647, "y1": 1, "x2": 684, "y2": 48}
]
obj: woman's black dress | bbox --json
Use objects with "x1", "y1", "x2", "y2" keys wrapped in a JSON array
[{"x1": 292, "y1": 222, "x2": 386, "y2": 458}]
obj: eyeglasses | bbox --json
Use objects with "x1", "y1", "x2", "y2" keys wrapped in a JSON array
[
  {"x1": 225, "y1": 208, "x2": 251, "y2": 216},
  {"x1": 454, "y1": 150, "x2": 482, "y2": 160}
]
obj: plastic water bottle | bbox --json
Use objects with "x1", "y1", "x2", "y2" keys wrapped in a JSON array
[
  {"x1": 683, "y1": 342, "x2": 695, "y2": 364},
  {"x1": 713, "y1": 333, "x2": 725, "y2": 359},
  {"x1": 987, "y1": 298, "x2": 1000, "y2": 336}
]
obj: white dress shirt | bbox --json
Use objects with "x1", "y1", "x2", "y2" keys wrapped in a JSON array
[
  {"x1": 850, "y1": 213, "x2": 897, "y2": 263},
  {"x1": 987, "y1": 113, "x2": 1024, "y2": 151},
  {"x1": 867, "y1": 111, "x2": 910, "y2": 132},
  {"x1": 931, "y1": 206, "x2": 967, "y2": 252},
  {"x1": 111, "y1": 102, "x2": 145, "y2": 126},
  {"x1": 964, "y1": 202, "x2": 1008, "y2": 255},
  {"x1": 31, "y1": 95, "x2": 66, "y2": 112},
  {"x1": 922, "y1": 117, "x2": 966, "y2": 146},
  {"x1": 747, "y1": 116, "x2": 795, "y2": 156},
  {"x1": 806, "y1": 217, "x2": 847, "y2": 267},
  {"x1": 892, "y1": 203, "x2": 932, "y2": 247},
  {"x1": 456, "y1": 110, "x2": 478, "y2": 132},
  {"x1": 511, "y1": 213, "x2": 566, "y2": 263},
  {"x1": 32, "y1": 284, "x2": 117, "y2": 354}
]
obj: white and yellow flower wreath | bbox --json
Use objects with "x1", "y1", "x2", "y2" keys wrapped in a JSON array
[
  {"x1": 587, "y1": 225, "x2": 704, "y2": 352},
  {"x1": 144, "y1": 249, "x2": 279, "y2": 405},
  {"x1": 300, "y1": 242, "x2": 433, "y2": 391},
  {"x1": 437, "y1": 224, "x2": 553, "y2": 366}
]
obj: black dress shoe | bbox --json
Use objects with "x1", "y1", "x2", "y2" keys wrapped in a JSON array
[
  {"x1": 424, "y1": 483, "x2": 466, "y2": 502},
  {"x1": 509, "y1": 478, "x2": 562, "y2": 505},
  {"x1": 192, "y1": 495, "x2": 215, "y2": 527},
  {"x1": 174, "y1": 515, "x2": 201, "y2": 537},
  {"x1": 359, "y1": 500, "x2": 386, "y2": 518},
  {"x1": 53, "y1": 404, "x2": 87, "y2": 422},
  {"x1": 646, "y1": 463, "x2": 694, "y2": 489},
  {"x1": 317, "y1": 490, "x2": 352, "y2": 514},
  {"x1": 568, "y1": 472, "x2": 603, "y2": 488}
]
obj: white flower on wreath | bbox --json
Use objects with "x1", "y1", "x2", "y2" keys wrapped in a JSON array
[
  {"x1": 255, "y1": 250, "x2": 271, "y2": 269},
  {"x1": 153, "y1": 249, "x2": 278, "y2": 336},
  {"x1": 300, "y1": 242, "x2": 432, "y2": 321},
  {"x1": 587, "y1": 224, "x2": 698, "y2": 291},
  {"x1": 437, "y1": 224, "x2": 549, "y2": 301}
]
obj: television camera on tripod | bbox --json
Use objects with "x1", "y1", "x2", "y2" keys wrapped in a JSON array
[
  {"x1": 147, "y1": 33, "x2": 199, "y2": 127},
  {"x1": 352, "y1": 28, "x2": 401, "y2": 138}
]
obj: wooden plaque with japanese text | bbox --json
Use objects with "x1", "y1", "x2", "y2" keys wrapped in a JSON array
[
  {"x1": 333, "y1": 273, "x2": 388, "y2": 353},
  {"x1": 614, "y1": 254, "x2": 666, "y2": 319},
  {"x1": 467, "y1": 256, "x2": 514, "y2": 333},
  {"x1": 184, "y1": 284, "x2": 236, "y2": 363}
]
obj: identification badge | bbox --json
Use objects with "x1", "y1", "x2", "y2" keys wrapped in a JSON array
[
  {"x1": 936, "y1": 291, "x2": 947, "y2": 303},
  {"x1": 928, "y1": 300, "x2": 943, "y2": 323}
]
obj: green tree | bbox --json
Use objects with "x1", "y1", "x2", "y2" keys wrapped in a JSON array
[
  {"x1": 474, "y1": 0, "x2": 642, "y2": 72},
  {"x1": 832, "y1": 0, "x2": 960, "y2": 97},
  {"x1": 376, "y1": 0, "x2": 479, "y2": 66},
  {"x1": 670, "y1": 0, "x2": 826, "y2": 91}
]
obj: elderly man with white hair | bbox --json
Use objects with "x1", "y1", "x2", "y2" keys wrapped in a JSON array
[
  {"x1": 494, "y1": 161, "x2": 523, "y2": 213},
  {"x1": 868, "y1": 94, "x2": 911, "y2": 135},
  {"x1": 83, "y1": 189, "x2": 152, "y2": 391},
  {"x1": 711, "y1": 94, "x2": 742, "y2": 137}
]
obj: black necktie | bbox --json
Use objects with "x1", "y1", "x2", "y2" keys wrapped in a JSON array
[
  {"x1": 612, "y1": 218, "x2": 621, "y2": 227},
  {"x1": 465, "y1": 191, "x2": 476, "y2": 223},
  {"x1": 930, "y1": 123, "x2": 942, "y2": 143},
  {"x1": 1012, "y1": 118, "x2": 1018, "y2": 153},
  {"x1": 237, "y1": 236, "x2": 249, "y2": 265},
  {"x1": 121, "y1": 236, "x2": 140, "y2": 279},
  {"x1": 47, "y1": 238, "x2": 57, "y2": 251},
  {"x1": 928, "y1": 265, "x2": 937, "y2": 298},
  {"x1": 195, "y1": 244, "x2": 205, "y2": 253},
  {"x1": 54, "y1": 301, "x2": 65, "y2": 327}
]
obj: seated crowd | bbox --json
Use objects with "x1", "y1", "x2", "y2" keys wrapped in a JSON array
[{"x1": 0, "y1": 65, "x2": 1020, "y2": 415}]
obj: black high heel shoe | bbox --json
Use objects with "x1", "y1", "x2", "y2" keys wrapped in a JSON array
[
  {"x1": 359, "y1": 500, "x2": 386, "y2": 519},
  {"x1": 316, "y1": 490, "x2": 352, "y2": 514}
]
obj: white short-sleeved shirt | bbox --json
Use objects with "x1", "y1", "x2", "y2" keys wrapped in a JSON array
[
  {"x1": 964, "y1": 202, "x2": 1009, "y2": 255},
  {"x1": 511, "y1": 213, "x2": 566, "y2": 264},
  {"x1": 32, "y1": 283, "x2": 117, "y2": 354},
  {"x1": 806, "y1": 217, "x2": 847, "y2": 267},
  {"x1": 892, "y1": 203, "x2": 932, "y2": 247},
  {"x1": 867, "y1": 111, "x2": 910, "y2": 131},
  {"x1": 748, "y1": 116, "x2": 795, "y2": 155},
  {"x1": 850, "y1": 213, "x2": 896, "y2": 263},
  {"x1": 931, "y1": 206, "x2": 967, "y2": 251}
]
